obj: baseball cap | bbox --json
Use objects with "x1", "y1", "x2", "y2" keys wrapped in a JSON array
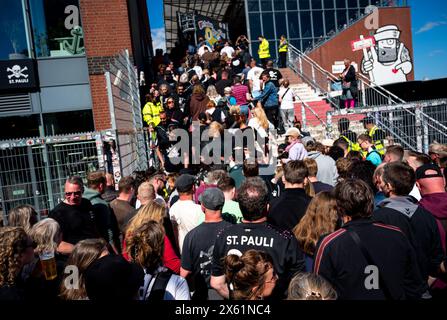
[
  {"x1": 199, "y1": 187, "x2": 225, "y2": 210},
  {"x1": 415, "y1": 163, "x2": 444, "y2": 180},
  {"x1": 84, "y1": 254, "x2": 144, "y2": 301},
  {"x1": 362, "y1": 116, "x2": 375, "y2": 124},
  {"x1": 285, "y1": 127, "x2": 302, "y2": 137},
  {"x1": 175, "y1": 174, "x2": 196, "y2": 193},
  {"x1": 321, "y1": 138, "x2": 334, "y2": 147}
]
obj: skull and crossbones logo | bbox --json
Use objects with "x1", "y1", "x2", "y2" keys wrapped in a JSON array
[{"x1": 7, "y1": 65, "x2": 29, "y2": 79}]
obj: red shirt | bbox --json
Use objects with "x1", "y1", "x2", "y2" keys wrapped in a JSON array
[{"x1": 232, "y1": 84, "x2": 249, "y2": 105}]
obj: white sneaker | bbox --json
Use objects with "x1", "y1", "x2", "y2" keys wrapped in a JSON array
[{"x1": 340, "y1": 109, "x2": 347, "y2": 115}]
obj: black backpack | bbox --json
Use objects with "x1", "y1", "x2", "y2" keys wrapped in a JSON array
[{"x1": 143, "y1": 269, "x2": 173, "y2": 301}]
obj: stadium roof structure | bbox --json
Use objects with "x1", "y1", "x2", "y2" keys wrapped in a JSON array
[{"x1": 163, "y1": 0, "x2": 243, "y2": 50}]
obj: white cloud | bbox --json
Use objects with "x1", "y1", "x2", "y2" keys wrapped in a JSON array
[
  {"x1": 151, "y1": 27, "x2": 166, "y2": 53},
  {"x1": 416, "y1": 20, "x2": 447, "y2": 34},
  {"x1": 428, "y1": 49, "x2": 445, "y2": 57}
]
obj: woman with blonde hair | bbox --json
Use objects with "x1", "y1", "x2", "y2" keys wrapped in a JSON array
[
  {"x1": 59, "y1": 239, "x2": 108, "y2": 300},
  {"x1": 248, "y1": 102, "x2": 274, "y2": 139},
  {"x1": 205, "y1": 100, "x2": 226, "y2": 124},
  {"x1": 123, "y1": 201, "x2": 180, "y2": 274},
  {"x1": 293, "y1": 191, "x2": 340, "y2": 272},
  {"x1": 224, "y1": 249, "x2": 277, "y2": 300},
  {"x1": 8, "y1": 205, "x2": 38, "y2": 235},
  {"x1": 287, "y1": 272, "x2": 337, "y2": 300},
  {"x1": 206, "y1": 85, "x2": 222, "y2": 106}
]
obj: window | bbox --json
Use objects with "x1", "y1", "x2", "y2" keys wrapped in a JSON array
[
  {"x1": 324, "y1": 0, "x2": 335, "y2": 8},
  {"x1": 262, "y1": 13, "x2": 275, "y2": 40},
  {"x1": 29, "y1": 0, "x2": 85, "y2": 58},
  {"x1": 300, "y1": 11, "x2": 311, "y2": 38},
  {"x1": 290, "y1": 39, "x2": 300, "y2": 51},
  {"x1": 0, "y1": 114, "x2": 39, "y2": 140},
  {"x1": 43, "y1": 110, "x2": 94, "y2": 136},
  {"x1": 302, "y1": 38, "x2": 313, "y2": 51},
  {"x1": 347, "y1": 0, "x2": 359, "y2": 8},
  {"x1": 274, "y1": 0, "x2": 286, "y2": 10},
  {"x1": 247, "y1": 0, "x2": 260, "y2": 11},
  {"x1": 336, "y1": 9, "x2": 348, "y2": 29},
  {"x1": 288, "y1": 12, "x2": 300, "y2": 38},
  {"x1": 299, "y1": 0, "x2": 310, "y2": 10},
  {"x1": 311, "y1": 0, "x2": 323, "y2": 9},
  {"x1": 312, "y1": 10, "x2": 324, "y2": 37},
  {"x1": 286, "y1": 0, "x2": 298, "y2": 10},
  {"x1": 359, "y1": 0, "x2": 370, "y2": 7},
  {"x1": 260, "y1": 0, "x2": 273, "y2": 11},
  {"x1": 348, "y1": 8, "x2": 360, "y2": 22},
  {"x1": 0, "y1": 0, "x2": 29, "y2": 60},
  {"x1": 275, "y1": 12, "x2": 287, "y2": 39},
  {"x1": 249, "y1": 13, "x2": 262, "y2": 39},
  {"x1": 336, "y1": 0, "x2": 346, "y2": 8},
  {"x1": 324, "y1": 10, "x2": 336, "y2": 34}
]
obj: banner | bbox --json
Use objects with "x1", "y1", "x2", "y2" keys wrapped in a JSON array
[{"x1": 195, "y1": 14, "x2": 228, "y2": 47}]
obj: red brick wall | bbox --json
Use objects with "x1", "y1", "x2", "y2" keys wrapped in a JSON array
[
  {"x1": 308, "y1": 7, "x2": 414, "y2": 82},
  {"x1": 79, "y1": 0, "x2": 133, "y2": 130}
]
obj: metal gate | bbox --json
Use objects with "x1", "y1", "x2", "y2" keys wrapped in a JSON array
[{"x1": 0, "y1": 132, "x2": 103, "y2": 225}]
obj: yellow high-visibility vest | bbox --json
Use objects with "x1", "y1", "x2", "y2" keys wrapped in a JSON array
[
  {"x1": 279, "y1": 40, "x2": 288, "y2": 53},
  {"x1": 258, "y1": 38, "x2": 271, "y2": 59},
  {"x1": 142, "y1": 101, "x2": 163, "y2": 127},
  {"x1": 368, "y1": 126, "x2": 385, "y2": 155}
]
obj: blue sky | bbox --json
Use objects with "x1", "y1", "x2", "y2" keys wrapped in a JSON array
[{"x1": 146, "y1": 0, "x2": 447, "y2": 80}]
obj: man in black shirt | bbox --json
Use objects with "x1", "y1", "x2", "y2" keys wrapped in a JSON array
[
  {"x1": 215, "y1": 70, "x2": 233, "y2": 96},
  {"x1": 373, "y1": 162, "x2": 444, "y2": 294},
  {"x1": 263, "y1": 60, "x2": 283, "y2": 88},
  {"x1": 315, "y1": 179, "x2": 426, "y2": 300},
  {"x1": 49, "y1": 176, "x2": 99, "y2": 255},
  {"x1": 181, "y1": 188, "x2": 231, "y2": 300},
  {"x1": 268, "y1": 160, "x2": 311, "y2": 231},
  {"x1": 211, "y1": 177, "x2": 305, "y2": 299}
]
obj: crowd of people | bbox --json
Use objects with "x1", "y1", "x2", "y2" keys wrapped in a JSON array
[{"x1": 1, "y1": 35, "x2": 447, "y2": 302}]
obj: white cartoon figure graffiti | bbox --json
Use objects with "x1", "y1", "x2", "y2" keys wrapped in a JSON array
[{"x1": 361, "y1": 25, "x2": 413, "y2": 86}]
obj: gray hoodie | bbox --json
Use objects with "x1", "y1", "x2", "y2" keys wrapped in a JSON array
[{"x1": 307, "y1": 151, "x2": 338, "y2": 186}]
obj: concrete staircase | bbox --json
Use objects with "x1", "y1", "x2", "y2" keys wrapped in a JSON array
[{"x1": 279, "y1": 67, "x2": 366, "y2": 140}]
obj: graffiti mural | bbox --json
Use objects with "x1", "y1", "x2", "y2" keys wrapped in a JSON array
[{"x1": 361, "y1": 25, "x2": 413, "y2": 86}]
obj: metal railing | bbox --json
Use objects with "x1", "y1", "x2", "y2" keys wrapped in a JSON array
[{"x1": 287, "y1": 44, "x2": 447, "y2": 151}]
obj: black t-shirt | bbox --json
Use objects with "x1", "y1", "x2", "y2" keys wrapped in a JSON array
[
  {"x1": 215, "y1": 79, "x2": 233, "y2": 96},
  {"x1": 49, "y1": 199, "x2": 99, "y2": 245},
  {"x1": 211, "y1": 222, "x2": 305, "y2": 298},
  {"x1": 181, "y1": 221, "x2": 231, "y2": 300},
  {"x1": 264, "y1": 68, "x2": 283, "y2": 87},
  {"x1": 312, "y1": 181, "x2": 334, "y2": 194}
]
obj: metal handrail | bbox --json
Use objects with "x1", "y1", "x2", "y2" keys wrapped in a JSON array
[{"x1": 293, "y1": 92, "x2": 326, "y2": 130}]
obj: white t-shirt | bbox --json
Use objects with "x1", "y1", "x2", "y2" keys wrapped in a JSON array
[
  {"x1": 198, "y1": 45, "x2": 212, "y2": 57},
  {"x1": 410, "y1": 184, "x2": 421, "y2": 201},
  {"x1": 206, "y1": 107, "x2": 226, "y2": 123},
  {"x1": 220, "y1": 46, "x2": 235, "y2": 59},
  {"x1": 247, "y1": 66, "x2": 264, "y2": 92},
  {"x1": 248, "y1": 118, "x2": 274, "y2": 139},
  {"x1": 169, "y1": 200, "x2": 203, "y2": 254},
  {"x1": 192, "y1": 66, "x2": 203, "y2": 79},
  {"x1": 278, "y1": 87, "x2": 295, "y2": 109}
]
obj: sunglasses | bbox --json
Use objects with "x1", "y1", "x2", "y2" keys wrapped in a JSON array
[{"x1": 65, "y1": 191, "x2": 82, "y2": 197}]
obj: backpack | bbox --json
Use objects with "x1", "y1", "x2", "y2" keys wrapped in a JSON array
[{"x1": 142, "y1": 268, "x2": 173, "y2": 301}]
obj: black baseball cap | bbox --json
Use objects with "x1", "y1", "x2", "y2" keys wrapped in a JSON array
[
  {"x1": 415, "y1": 163, "x2": 444, "y2": 180},
  {"x1": 361, "y1": 116, "x2": 375, "y2": 124},
  {"x1": 175, "y1": 174, "x2": 196, "y2": 193},
  {"x1": 85, "y1": 254, "x2": 144, "y2": 301}
]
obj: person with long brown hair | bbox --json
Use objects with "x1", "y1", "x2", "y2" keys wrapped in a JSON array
[
  {"x1": 224, "y1": 249, "x2": 277, "y2": 300},
  {"x1": 59, "y1": 239, "x2": 108, "y2": 300},
  {"x1": 123, "y1": 201, "x2": 180, "y2": 274},
  {"x1": 8, "y1": 205, "x2": 38, "y2": 235},
  {"x1": 126, "y1": 221, "x2": 190, "y2": 300},
  {"x1": 293, "y1": 191, "x2": 340, "y2": 272},
  {"x1": 0, "y1": 227, "x2": 36, "y2": 300}
]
